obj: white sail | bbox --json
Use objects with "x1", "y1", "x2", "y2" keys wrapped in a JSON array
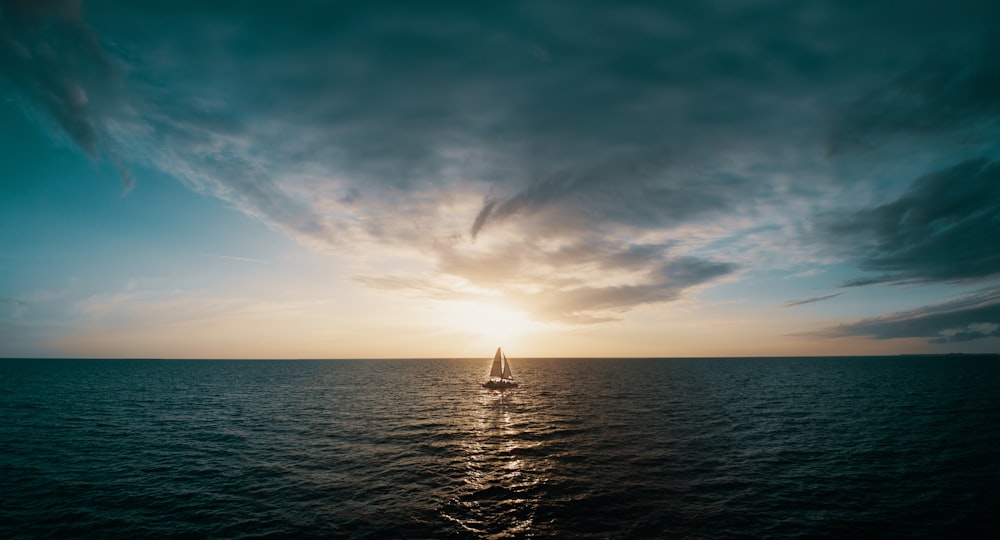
[
  {"x1": 489, "y1": 347, "x2": 504, "y2": 378},
  {"x1": 483, "y1": 346, "x2": 518, "y2": 388}
]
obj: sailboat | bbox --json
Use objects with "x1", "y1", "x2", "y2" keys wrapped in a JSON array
[{"x1": 482, "y1": 347, "x2": 518, "y2": 389}]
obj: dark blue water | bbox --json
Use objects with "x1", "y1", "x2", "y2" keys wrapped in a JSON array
[{"x1": 2, "y1": 356, "x2": 998, "y2": 538}]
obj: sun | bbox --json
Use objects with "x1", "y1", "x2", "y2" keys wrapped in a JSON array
[{"x1": 438, "y1": 300, "x2": 540, "y2": 348}]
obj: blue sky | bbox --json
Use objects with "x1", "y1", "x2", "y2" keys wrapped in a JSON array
[{"x1": 2, "y1": 0, "x2": 999, "y2": 357}]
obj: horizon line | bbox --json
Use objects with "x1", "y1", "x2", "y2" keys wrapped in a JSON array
[{"x1": 2, "y1": 353, "x2": 997, "y2": 361}]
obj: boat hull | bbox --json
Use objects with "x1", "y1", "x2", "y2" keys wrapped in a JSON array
[{"x1": 482, "y1": 381, "x2": 518, "y2": 389}]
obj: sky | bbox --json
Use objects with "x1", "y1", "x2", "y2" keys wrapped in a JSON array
[{"x1": 2, "y1": 0, "x2": 1000, "y2": 358}]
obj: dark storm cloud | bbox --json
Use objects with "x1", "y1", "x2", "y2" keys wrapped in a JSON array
[
  {"x1": 816, "y1": 288, "x2": 1000, "y2": 344},
  {"x1": 7, "y1": 1, "x2": 1000, "y2": 322},
  {"x1": 818, "y1": 159, "x2": 1000, "y2": 286}
]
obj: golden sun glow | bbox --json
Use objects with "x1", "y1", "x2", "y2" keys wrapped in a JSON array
[{"x1": 437, "y1": 300, "x2": 543, "y2": 350}]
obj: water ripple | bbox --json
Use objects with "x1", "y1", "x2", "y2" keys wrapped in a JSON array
[{"x1": 1, "y1": 356, "x2": 999, "y2": 538}]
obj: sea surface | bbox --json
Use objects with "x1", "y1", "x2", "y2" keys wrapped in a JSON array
[{"x1": 2, "y1": 356, "x2": 999, "y2": 539}]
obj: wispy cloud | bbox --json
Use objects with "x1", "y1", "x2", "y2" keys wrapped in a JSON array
[
  {"x1": 200, "y1": 253, "x2": 270, "y2": 265},
  {"x1": 1, "y1": 297, "x2": 28, "y2": 319},
  {"x1": 783, "y1": 293, "x2": 842, "y2": 308},
  {"x1": 362, "y1": 239, "x2": 738, "y2": 323},
  {"x1": 816, "y1": 159, "x2": 1000, "y2": 286},
  {"x1": 813, "y1": 288, "x2": 1000, "y2": 344}
]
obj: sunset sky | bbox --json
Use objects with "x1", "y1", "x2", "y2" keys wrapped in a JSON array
[{"x1": 2, "y1": 1, "x2": 999, "y2": 358}]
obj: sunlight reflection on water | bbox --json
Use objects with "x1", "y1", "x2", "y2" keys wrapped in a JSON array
[{"x1": 448, "y1": 388, "x2": 542, "y2": 538}]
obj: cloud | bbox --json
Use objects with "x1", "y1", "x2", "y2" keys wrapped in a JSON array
[
  {"x1": 0, "y1": 0, "x2": 132, "y2": 189},
  {"x1": 817, "y1": 159, "x2": 1000, "y2": 286},
  {"x1": 364, "y1": 239, "x2": 738, "y2": 323},
  {"x1": 199, "y1": 253, "x2": 271, "y2": 265},
  {"x1": 7, "y1": 1, "x2": 1000, "y2": 324},
  {"x1": 783, "y1": 292, "x2": 842, "y2": 308},
  {"x1": 828, "y1": 50, "x2": 1000, "y2": 155},
  {"x1": 515, "y1": 255, "x2": 738, "y2": 323},
  {"x1": 467, "y1": 148, "x2": 760, "y2": 239},
  {"x1": 815, "y1": 287, "x2": 1000, "y2": 344},
  {"x1": 1, "y1": 297, "x2": 28, "y2": 319}
]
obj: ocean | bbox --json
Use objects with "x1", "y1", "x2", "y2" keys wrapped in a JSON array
[{"x1": 2, "y1": 356, "x2": 998, "y2": 538}]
